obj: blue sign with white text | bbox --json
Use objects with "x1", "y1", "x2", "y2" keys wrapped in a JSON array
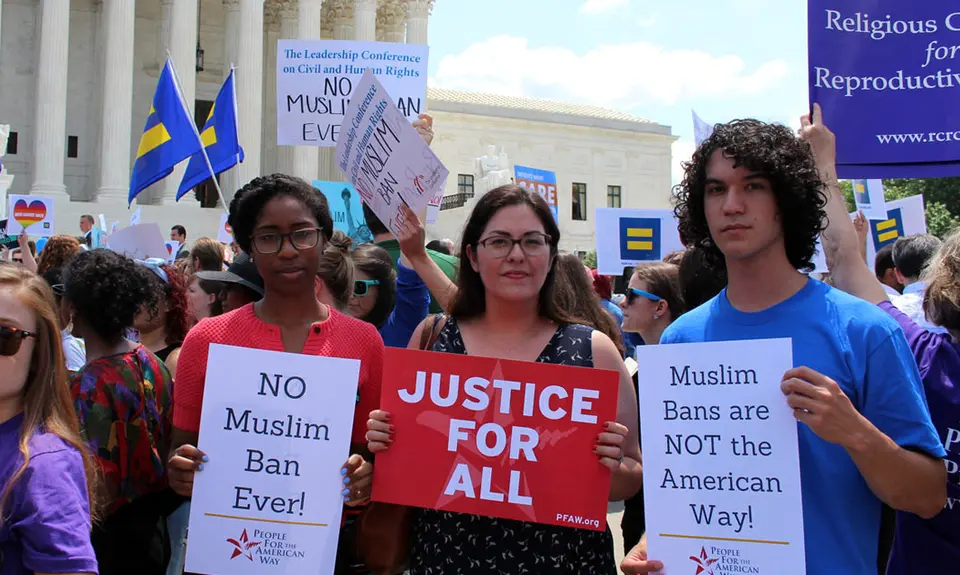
[
  {"x1": 808, "y1": 1, "x2": 960, "y2": 177},
  {"x1": 313, "y1": 180, "x2": 372, "y2": 247},
  {"x1": 514, "y1": 165, "x2": 559, "y2": 221}
]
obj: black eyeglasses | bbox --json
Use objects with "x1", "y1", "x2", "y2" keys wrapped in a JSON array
[
  {"x1": 477, "y1": 233, "x2": 551, "y2": 259},
  {"x1": 354, "y1": 279, "x2": 380, "y2": 297},
  {"x1": 0, "y1": 325, "x2": 37, "y2": 356},
  {"x1": 252, "y1": 228, "x2": 323, "y2": 255}
]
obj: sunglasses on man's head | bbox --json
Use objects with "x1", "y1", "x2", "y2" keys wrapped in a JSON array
[
  {"x1": 626, "y1": 287, "x2": 662, "y2": 305},
  {"x1": 353, "y1": 279, "x2": 380, "y2": 297},
  {"x1": 0, "y1": 325, "x2": 37, "y2": 357}
]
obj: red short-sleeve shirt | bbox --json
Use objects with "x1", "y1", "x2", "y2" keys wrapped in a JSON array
[{"x1": 173, "y1": 304, "x2": 384, "y2": 444}]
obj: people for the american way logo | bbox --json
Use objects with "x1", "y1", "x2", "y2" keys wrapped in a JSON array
[
  {"x1": 690, "y1": 546, "x2": 719, "y2": 575},
  {"x1": 227, "y1": 528, "x2": 261, "y2": 561}
]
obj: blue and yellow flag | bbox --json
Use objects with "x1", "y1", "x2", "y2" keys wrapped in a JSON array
[
  {"x1": 177, "y1": 69, "x2": 244, "y2": 200},
  {"x1": 619, "y1": 217, "x2": 661, "y2": 261},
  {"x1": 871, "y1": 208, "x2": 905, "y2": 251},
  {"x1": 129, "y1": 59, "x2": 202, "y2": 206}
]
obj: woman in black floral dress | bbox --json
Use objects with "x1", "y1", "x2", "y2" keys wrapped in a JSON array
[{"x1": 367, "y1": 185, "x2": 643, "y2": 574}]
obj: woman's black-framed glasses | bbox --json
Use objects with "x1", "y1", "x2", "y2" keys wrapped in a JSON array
[
  {"x1": 625, "y1": 287, "x2": 662, "y2": 305},
  {"x1": 0, "y1": 325, "x2": 37, "y2": 357},
  {"x1": 477, "y1": 233, "x2": 551, "y2": 259},
  {"x1": 252, "y1": 227, "x2": 323, "y2": 255},
  {"x1": 354, "y1": 279, "x2": 380, "y2": 297}
]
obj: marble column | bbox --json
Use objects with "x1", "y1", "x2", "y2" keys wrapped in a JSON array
[
  {"x1": 160, "y1": 0, "x2": 198, "y2": 204},
  {"x1": 275, "y1": 1, "x2": 298, "y2": 176},
  {"x1": 326, "y1": 0, "x2": 355, "y2": 180},
  {"x1": 262, "y1": 6, "x2": 279, "y2": 176},
  {"x1": 29, "y1": 0, "x2": 71, "y2": 198},
  {"x1": 96, "y1": 0, "x2": 136, "y2": 202},
  {"x1": 294, "y1": 0, "x2": 323, "y2": 181},
  {"x1": 354, "y1": 0, "x2": 376, "y2": 41},
  {"x1": 233, "y1": 0, "x2": 265, "y2": 188},
  {"x1": 220, "y1": 0, "x2": 241, "y2": 197},
  {"x1": 376, "y1": 0, "x2": 406, "y2": 43},
  {"x1": 156, "y1": 0, "x2": 173, "y2": 70},
  {"x1": 404, "y1": 0, "x2": 433, "y2": 45}
]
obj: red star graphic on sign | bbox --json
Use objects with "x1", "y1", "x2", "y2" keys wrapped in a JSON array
[
  {"x1": 689, "y1": 546, "x2": 719, "y2": 575},
  {"x1": 226, "y1": 528, "x2": 261, "y2": 561}
]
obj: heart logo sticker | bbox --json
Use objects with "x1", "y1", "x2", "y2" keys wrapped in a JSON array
[
  {"x1": 224, "y1": 222, "x2": 233, "y2": 234},
  {"x1": 166, "y1": 243, "x2": 174, "y2": 255},
  {"x1": 13, "y1": 200, "x2": 47, "y2": 230}
]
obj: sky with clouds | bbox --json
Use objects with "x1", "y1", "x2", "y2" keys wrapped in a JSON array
[{"x1": 426, "y1": 0, "x2": 810, "y2": 187}]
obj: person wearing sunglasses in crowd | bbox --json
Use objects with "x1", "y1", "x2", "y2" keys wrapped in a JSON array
[
  {"x1": 133, "y1": 259, "x2": 191, "y2": 376},
  {"x1": 366, "y1": 185, "x2": 642, "y2": 574},
  {"x1": 167, "y1": 175, "x2": 382, "y2": 573},
  {"x1": 349, "y1": 242, "x2": 430, "y2": 349},
  {"x1": 43, "y1": 269, "x2": 87, "y2": 374},
  {"x1": 0, "y1": 264, "x2": 99, "y2": 575},
  {"x1": 63, "y1": 250, "x2": 177, "y2": 575},
  {"x1": 194, "y1": 251, "x2": 264, "y2": 314}
]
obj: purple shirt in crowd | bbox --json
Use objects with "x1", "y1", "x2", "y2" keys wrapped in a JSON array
[
  {"x1": 879, "y1": 302, "x2": 960, "y2": 574},
  {"x1": 0, "y1": 413, "x2": 98, "y2": 575}
]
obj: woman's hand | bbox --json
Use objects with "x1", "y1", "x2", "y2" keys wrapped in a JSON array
[
  {"x1": 596, "y1": 421, "x2": 627, "y2": 470},
  {"x1": 167, "y1": 444, "x2": 207, "y2": 497},
  {"x1": 620, "y1": 536, "x2": 663, "y2": 574},
  {"x1": 413, "y1": 113, "x2": 434, "y2": 146},
  {"x1": 366, "y1": 410, "x2": 393, "y2": 453},
  {"x1": 341, "y1": 454, "x2": 373, "y2": 507}
]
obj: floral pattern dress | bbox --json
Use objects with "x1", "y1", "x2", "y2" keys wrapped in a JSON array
[{"x1": 408, "y1": 318, "x2": 617, "y2": 575}]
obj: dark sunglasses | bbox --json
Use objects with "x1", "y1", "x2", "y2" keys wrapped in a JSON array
[
  {"x1": 353, "y1": 279, "x2": 380, "y2": 297},
  {"x1": 625, "y1": 287, "x2": 662, "y2": 305},
  {"x1": 0, "y1": 325, "x2": 37, "y2": 356}
]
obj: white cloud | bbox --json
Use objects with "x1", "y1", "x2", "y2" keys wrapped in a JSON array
[
  {"x1": 672, "y1": 139, "x2": 697, "y2": 186},
  {"x1": 432, "y1": 36, "x2": 789, "y2": 108},
  {"x1": 580, "y1": 0, "x2": 629, "y2": 15},
  {"x1": 637, "y1": 17, "x2": 659, "y2": 27}
]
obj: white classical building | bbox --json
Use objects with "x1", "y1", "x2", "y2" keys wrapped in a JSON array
[{"x1": 0, "y1": 0, "x2": 675, "y2": 251}]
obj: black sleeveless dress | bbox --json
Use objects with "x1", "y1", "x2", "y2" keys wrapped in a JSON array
[{"x1": 408, "y1": 318, "x2": 617, "y2": 575}]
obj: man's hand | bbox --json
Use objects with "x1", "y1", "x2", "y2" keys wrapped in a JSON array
[
  {"x1": 781, "y1": 366, "x2": 870, "y2": 449},
  {"x1": 798, "y1": 103, "x2": 837, "y2": 181}
]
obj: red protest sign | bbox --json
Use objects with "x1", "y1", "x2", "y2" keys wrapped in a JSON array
[{"x1": 371, "y1": 347, "x2": 619, "y2": 531}]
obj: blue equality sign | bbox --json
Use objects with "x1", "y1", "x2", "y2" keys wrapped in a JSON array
[
  {"x1": 619, "y1": 217, "x2": 661, "y2": 262},
  {"x1": 808, "y1": 1, "x2": 960, "y2": 175}
]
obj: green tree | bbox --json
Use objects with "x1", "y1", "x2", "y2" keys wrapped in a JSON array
[
  {"x1": 835, "y1": 178, "x2": 960, "y2": 239},
  {"x1": 581, "y1": 250, "x2": 597, "y2": 269}
]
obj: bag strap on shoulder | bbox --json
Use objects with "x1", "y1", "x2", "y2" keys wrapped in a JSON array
[{"x1": 418, "y1": 313, "x2": 447, "y2": 351}]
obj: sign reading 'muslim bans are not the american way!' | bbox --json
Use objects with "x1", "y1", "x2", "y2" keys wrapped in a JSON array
[{"x1": 809, "y1": 1, "x2": 960, "y2": 178}]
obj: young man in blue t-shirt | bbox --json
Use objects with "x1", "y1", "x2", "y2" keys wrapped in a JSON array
[{"x1": 622, "y1": 110, "x2": 946, "y2": 575}]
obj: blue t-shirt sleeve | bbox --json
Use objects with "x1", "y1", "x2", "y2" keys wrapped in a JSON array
[
  {"x1": 12, "y1": 447, "x2": 98, "y2": 573},
  {"x1": 380, "y1": 259, "x2": 429, "y2": 348},
  {"x1": 862, "y1": 329, "x2": 946, "y2": 458}
]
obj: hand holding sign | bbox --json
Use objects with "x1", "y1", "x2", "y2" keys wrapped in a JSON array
[
  {"x1": 413, "y1": 113, "x2": 434, "y2": 145},
  {"x1": 799, "y1": 103, "x2": 837, "y2": 180},
  {"x1": 781, "y1": 366, "x2": 868, "y2": 447}
]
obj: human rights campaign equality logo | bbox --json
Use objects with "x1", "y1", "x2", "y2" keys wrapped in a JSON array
[
  {"x1": 871, "y1": 208, "x2": 905, "y2": 251},
  {"x1": 853, "y1": 180, "x2": 869, "y2": 205},
  {"x1": 619, "y1": 217, "x2": 661, "y2": 261}
]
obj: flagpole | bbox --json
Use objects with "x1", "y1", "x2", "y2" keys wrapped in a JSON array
[{"x1": 164, "y1": 52, "x2": 229, "y2": 213}]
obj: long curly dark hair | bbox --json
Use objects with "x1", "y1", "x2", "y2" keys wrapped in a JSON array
[
  {"x1": 673, "y1": 119, "x2": 827, "y2": 272},
  {"x1": 63, "y1": 250, "x2": 162, "y2": 343}
]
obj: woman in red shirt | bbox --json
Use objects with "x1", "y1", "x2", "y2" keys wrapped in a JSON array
[{"x1": 166, "y1": 174, "x2": 382, "y2": 569}]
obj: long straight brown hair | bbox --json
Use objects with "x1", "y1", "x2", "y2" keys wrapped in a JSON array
[
  {"x1": 0, "y1": 265, "x2": 98, "y2": 524},
  {"x1": 449, "y1": 184, "x2": 575, "y2": 324}
]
